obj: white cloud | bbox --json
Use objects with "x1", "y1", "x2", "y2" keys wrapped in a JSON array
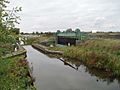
[{"x1": 9, "y1": 0, "x2": 120, "y2": 32}]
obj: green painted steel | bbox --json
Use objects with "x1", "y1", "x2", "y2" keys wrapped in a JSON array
[{"x1": 56, "y1": 29, "x2": 87, "y2": 40}]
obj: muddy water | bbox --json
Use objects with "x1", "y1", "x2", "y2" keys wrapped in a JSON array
[{"x1": 24, "y1": 46, "x2": 120, "y2": 90}]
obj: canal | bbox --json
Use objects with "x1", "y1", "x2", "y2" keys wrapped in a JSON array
[{"x1": 24, "y1": 46, "x2": 120, "y2": 90}]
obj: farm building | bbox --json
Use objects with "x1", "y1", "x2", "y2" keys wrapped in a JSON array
[{"x1": 56, "y1": 29, "x2": 87, "y2": 46}]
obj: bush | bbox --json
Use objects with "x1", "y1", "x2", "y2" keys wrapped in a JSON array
[{"x1": 0, "y1": 56, "x2": 35, "y2": 90}]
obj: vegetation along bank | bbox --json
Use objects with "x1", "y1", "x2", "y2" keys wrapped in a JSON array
[
  {"x1": 0, "y1": 55, "x2": 36, "y2": 90},
  {"x1": 47, "y1": 39, "x2": 120, "y2": 77}
]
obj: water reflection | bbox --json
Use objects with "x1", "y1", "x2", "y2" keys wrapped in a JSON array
[
  {"x1": 25, "y1": 46, "x2": 120, "y2": 90},
  {"x1": 46, "y1": 53, "x2": 120, "y2": 86},
  {"x1": 59, "y1": 58, "x2": 120, "y2": 86}
]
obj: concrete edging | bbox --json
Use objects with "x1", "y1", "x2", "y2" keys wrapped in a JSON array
[
  {"x1": 2, "y1": 46, "x2": 27, "y2": 59},
  {"x1": 32, "y1": 44, "x2": 63, "y2": 55}
]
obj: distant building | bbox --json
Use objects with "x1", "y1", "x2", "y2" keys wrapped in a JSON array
[{"x1": 56, "y1": 29, "x2": 87, "y2": 46}]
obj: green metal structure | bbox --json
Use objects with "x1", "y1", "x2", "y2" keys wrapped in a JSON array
[{"x1": 56, "y1": 29, "x2": 87, "y2": 45}]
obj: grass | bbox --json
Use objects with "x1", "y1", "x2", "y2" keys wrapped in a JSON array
[
  {"x1": 0, "y1": 43, "x2": 14, "y2": 56},
  {"x1": 25, "y1": 34, "x2": 55, "y2": 45},
  {"x1": 49, "y1": 39, "x2": 120, "y2": 77},
  {"x1": 0, "y1": 56, "x2": 35, "y2": 90}
]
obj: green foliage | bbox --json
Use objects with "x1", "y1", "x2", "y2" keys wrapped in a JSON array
[
  {"x1": 0, "y1": 29, "x2": 17, "y2": 56},
  {"x1": 10, "y1": 28, "x2": 20, "y2": 35},
  {"x1": 0, "y1": 56, "x2": 35, "y2": 90},
  {"x1": 0, "y1": 1, "x2": 35, "y2": 89},
  {"x1": 24, "y1": 34, "x2": 54, "y2": 45},
  {"x1": 0, "y1": 0, "x2": 21, "y2": 56},
  {"x1": 3, "y1": 6, "x2": 22, "y2": 29},
  {"x1": 25, "y1": 37, "x2": 38, "y2": 45},
  {"x1": 0, "y1": 0, "x2": 21, "y2": 31}
]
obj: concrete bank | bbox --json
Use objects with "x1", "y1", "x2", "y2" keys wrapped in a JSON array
[
  {"x1": 2, "y1": 46, "x2": 27, "y2": 59},
  {"x1": 32, "y1": 44, "x2": 63, "y2": 55}
]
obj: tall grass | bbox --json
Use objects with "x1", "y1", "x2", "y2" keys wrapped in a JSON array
[
  {"x1": 51, "y1": 39, "x2": 120, "y2": 76},
  {"x1": 25, "y1": 34, "x2": 54, "y2": 45},
  {"x1": 0, "y1": 56, "x2": 35, "y2": 90}
]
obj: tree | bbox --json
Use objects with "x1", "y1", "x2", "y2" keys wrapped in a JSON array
[
  {"x1": 0, "y1": 0, "x2": 22, "y2": 31},
  {"x1": 20, "y1": 32, "x2": 24, "y2": 35},
  {"x1": 32, "y1": 32, "x2": 35, "y2": 35},
  {"x1": 11, "y1": 28, "x2": 20, "y2": 35},
  {"x1": 0, "y1": 0, "x2": 10, "y2": 30},
  {"x1": 36, "y1": 31, "x2": 39, "y2": 35},
  {"x1": 3, "y1": 7, "x2": 22, "y2": 30},
  {"x1": 66, "y1": 28, "x2": 73, "y2": 33},
  {"x1": 57, "y1": 30, "x2": 61, "y2": 33},
  {"x1": 75, "y1": 28, "x2": 80, "y2": 33},
  {"x1": 0, "y1": 0, "x2": 22, "y2": 53}
]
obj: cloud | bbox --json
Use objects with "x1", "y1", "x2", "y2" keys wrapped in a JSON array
[{"x1": 9, "y1": 0, "x2": 120, "y2": 32}]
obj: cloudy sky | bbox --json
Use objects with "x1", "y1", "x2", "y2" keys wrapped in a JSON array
[{"x1": 9, "y1": 0, "x2": 120, "y2": 32}]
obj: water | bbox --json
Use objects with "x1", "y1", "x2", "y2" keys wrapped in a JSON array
[{"x1": 24, "y1": 46, "x2": 120, "y2": 90}]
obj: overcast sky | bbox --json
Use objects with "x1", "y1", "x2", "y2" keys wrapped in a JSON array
[{"x1": 9, "y1": 0, "x2": 120, "y2": 32}]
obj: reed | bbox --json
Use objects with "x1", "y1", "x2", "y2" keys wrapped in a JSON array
[{"x1": 50, "y1": 39, "x2": 120, "y2": 76}]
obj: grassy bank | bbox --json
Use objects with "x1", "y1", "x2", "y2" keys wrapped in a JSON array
[
  {"x1": 0, "y1": 56, "x2": 35, "y2": 90},
  {"x1": 25, "y1": 34, "x2": 55, "y2": 45},
  {"x1": 49, "y1": 39, "x2": 120, "y2": 77}
]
